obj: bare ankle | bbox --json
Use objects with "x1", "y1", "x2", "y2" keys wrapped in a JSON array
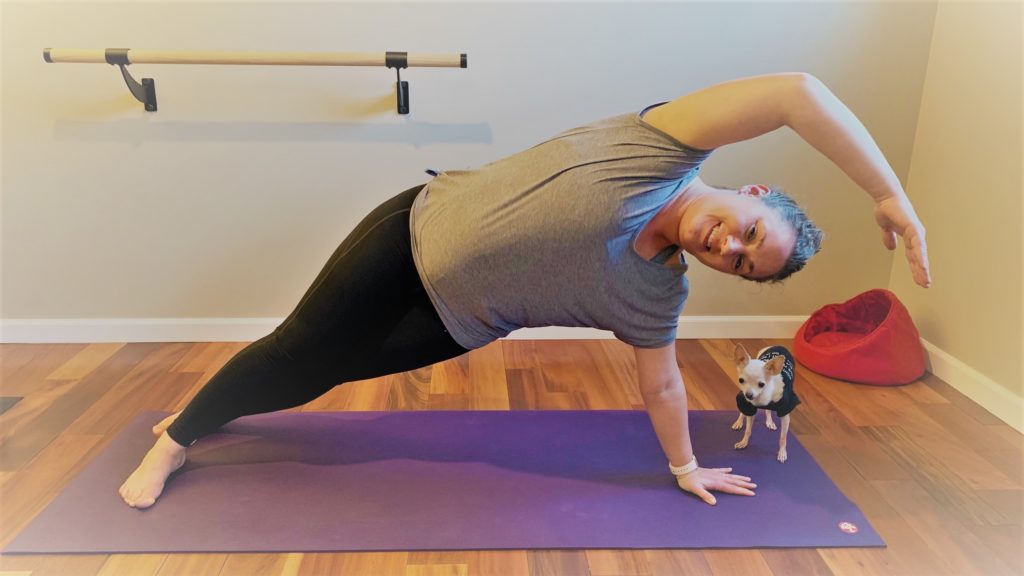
[{"x1": 157, "y1": 431, "x2": 188, "y2": 452}]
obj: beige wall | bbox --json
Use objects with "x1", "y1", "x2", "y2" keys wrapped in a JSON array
[
  {"x1": 889, "y1": 0, "x2": 1023, "y2": 397},
  {"x1": 2, "y1": 2, "x2": 936, "y2": 322}
]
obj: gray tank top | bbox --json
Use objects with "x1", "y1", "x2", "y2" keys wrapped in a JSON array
[{"x1": 409, "y1": 106, "x2": 713, "y2": 349}]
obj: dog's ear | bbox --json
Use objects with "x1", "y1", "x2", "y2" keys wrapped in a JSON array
[
  {"x1": 765, "y1": 356, "x2": 786, "y2": 377},
  {"x1": 733, "y1": 344, "x2": 750, "y2": 369}
]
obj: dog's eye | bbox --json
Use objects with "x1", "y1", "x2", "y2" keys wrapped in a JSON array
[
  {"x1": 738, "y1": 378, "x2": 745, "y2": 384},
  {"x1": 758, "y1": 381, "x2": 765, "y2": 388}
]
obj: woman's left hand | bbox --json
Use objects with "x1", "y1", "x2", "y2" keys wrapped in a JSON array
[
  {"x1": 674, "y1": 467, "x2": 757, "y2": 506},
  {"x1": 873, "y1": 196, "x2": 931, "y2": 288}
]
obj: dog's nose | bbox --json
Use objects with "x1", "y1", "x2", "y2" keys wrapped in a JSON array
[{"x1": 745, "y1": 392, "x2": 755, "y2": 400}]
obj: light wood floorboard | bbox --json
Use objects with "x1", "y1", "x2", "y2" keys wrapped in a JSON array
[{"x1": 0, "y1": 339, "x2": 1020, "y2": 575}]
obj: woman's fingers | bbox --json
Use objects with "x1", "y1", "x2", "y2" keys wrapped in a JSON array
[
  {"x1": 905, "y1": 230, "x2": 932, "y2": 287},
  {"x1": 713, "y1": 473, "x2": 757, "y2": 495},
  {"x1": 720, "y1": 484, "x2": 756, "y2": 497},
  {"x1": 700, "y1": 470, "x2": 757, "y2": 496},
  {"x1": 696, "y1": 487, "x2": 717, "y2": 506},
  {"x1": 730, "y1": 478, "x2": 757, "y2": 490},
  {"x1": 881, "y1": 227, "x2": 898, "y2": 250},
  {"x1": 874, "y1": 197, "x2": 931, "y2": 287},
  {"x1": 718, "y1": 473, "x2": 756, "y2": 488},
  {"x1": 709, "y1": 468, "x2": 754, "y2": 483}
]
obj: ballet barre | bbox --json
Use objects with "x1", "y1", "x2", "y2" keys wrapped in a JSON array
[{"x1": 43, "y1": 48, "x2": 469, "y2": 114}]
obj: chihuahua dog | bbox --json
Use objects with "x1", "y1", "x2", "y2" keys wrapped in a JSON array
[{"x1": 731, "y1": 344, "x2": 801, "y2": 462}]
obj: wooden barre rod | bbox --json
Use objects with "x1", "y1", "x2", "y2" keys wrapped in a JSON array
[{"x1": 43, "y1": 48, "x2": 467, "y2": 68}]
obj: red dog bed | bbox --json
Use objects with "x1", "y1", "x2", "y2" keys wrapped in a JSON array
[{"x1": 794, "y1": 289, "x2": 926, "y2": 385}]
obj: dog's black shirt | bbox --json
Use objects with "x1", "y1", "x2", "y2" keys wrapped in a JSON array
[{"x1": 736, "y1": 346, "x2": 801, "y2": 417}]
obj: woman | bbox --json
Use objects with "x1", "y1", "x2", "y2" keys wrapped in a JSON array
[{"x1": 119, "y1": 73, "x2": 930, "y2": 509}]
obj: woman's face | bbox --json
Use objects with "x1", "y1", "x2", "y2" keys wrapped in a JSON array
[{"x1": 678, "y1": 193, "x2": 797, "y2": 280}]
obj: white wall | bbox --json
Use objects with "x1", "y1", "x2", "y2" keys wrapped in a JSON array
[
  {"x1": 2, "y1": 1, "x2": 936, "y2": 335},
  {"x1": 889, "y1": 0, "x2": 1023, "y2": 425}
]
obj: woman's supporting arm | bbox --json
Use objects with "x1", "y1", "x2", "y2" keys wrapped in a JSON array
[
  {"x1": 634, "y1": 343, "x2": 757, "y2": 506},
  {"x1": 634, "y1": 343, "x2": 695, "y2": 466}
]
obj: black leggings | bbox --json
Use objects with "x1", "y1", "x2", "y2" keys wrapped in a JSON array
[{"x1": 166, "y1": 184, "x2": 470, "y2": 447}]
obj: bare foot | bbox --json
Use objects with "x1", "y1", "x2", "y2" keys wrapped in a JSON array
[
  {"x1": 152, "y1": 411, "x2": 182, "y2": 438},
  {"x1": 119, "y1": 432, "x2": 187, "y2": 509}
]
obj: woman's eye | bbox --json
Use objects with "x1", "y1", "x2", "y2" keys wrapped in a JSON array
[
  {"x1": 733, "y1": 256, "x2": 744, "y2": 271},
  {"x1": 747, "y1": 224, "x2": 758, "y2": 242}
]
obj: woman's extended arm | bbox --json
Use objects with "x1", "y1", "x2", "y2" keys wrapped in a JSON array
[
  {"x1": 644, "y1": 73, "x2": 931, "y2": 287},
  {"x1": 786, "y1": 76, "x2": 930, "y2": 287}
]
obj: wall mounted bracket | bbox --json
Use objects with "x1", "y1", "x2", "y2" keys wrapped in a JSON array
[
  {"x1": 106, "y1": 48, "x2": 157, "y2": 111},
  {"x1": 385, "y1": 51, "x2": 410, "y2": 115}
]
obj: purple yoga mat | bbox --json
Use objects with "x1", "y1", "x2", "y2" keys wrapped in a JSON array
[{"x1": 4, "y1": 410, "x2": 882, "y2": 553}]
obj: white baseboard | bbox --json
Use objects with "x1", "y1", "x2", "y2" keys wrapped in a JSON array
[
  {"x1": 0, "y1": 318, "x2": 282, "y2": 344},
  {"x1": 920, "y1": 339, "x2": 1024, "y2": 433},
  {"x1": 508, "y1": 315, "x2": 807, "y2": 340},
  {"x1": 3, "y1": 316, "x2": 1019, "y2": 432},
  {"x1": 0, "y1": 315, "x2": 807, "y2": 344}
]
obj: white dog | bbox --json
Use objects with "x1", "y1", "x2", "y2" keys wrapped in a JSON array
[{"x1": 731, "y1": 344, "x2": 801, "y2": 463}]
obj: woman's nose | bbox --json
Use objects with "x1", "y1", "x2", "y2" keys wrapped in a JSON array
[{"x1": 720, "y1": 234, "x2": 742, "y2": 255}]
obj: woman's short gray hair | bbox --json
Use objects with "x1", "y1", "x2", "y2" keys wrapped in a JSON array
[{"x1": 756, "y1": 187, "x2": 823, "y2": 283}]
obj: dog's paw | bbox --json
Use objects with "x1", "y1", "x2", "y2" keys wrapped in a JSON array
[
  {"x1": 765, "y1": 419, "x2": 777, "y2": 431},
  {"x1": 731, "y1": 420, "x2": 743, "y2": 430},
  {"x1": 777, "y1": 448, "x2": 788, "y2": 463},
  {"x1": 734, "y1": 440, "x2": 749, "y2": 450}
]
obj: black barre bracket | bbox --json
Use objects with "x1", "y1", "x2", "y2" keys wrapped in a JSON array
[
  {"x1": 385, "y1": 51, "x2": 409, "y2": 114},
  {"x1": 105, "y1": 48, "x2": 157, "y2": 111}
]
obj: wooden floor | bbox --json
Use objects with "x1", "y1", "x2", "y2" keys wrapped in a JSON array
[{"x1": 0, "y1": 338, "x2": 1021, "y2": 576}]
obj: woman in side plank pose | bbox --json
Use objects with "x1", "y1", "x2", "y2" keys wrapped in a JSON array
[{"x1": 120, "y1": 73, "x2": 930, "y2": 509}]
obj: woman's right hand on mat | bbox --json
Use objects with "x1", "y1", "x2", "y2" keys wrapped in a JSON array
[{"x1": 675, "y1": 467, "x2": 757, "y2": 506}]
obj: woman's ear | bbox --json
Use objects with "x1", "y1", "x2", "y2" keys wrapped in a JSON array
[{"x1": 739, "y1": 184, "x2": 772, "y2": 197}]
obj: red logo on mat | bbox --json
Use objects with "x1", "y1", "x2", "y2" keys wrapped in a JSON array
[{"x1": 838, "y1": 521, "x2": 859, "y2": 534}]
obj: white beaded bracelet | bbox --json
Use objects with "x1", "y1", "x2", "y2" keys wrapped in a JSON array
[{"x1": 669, "y1": 455, "x2": 698, "y2": 476}]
